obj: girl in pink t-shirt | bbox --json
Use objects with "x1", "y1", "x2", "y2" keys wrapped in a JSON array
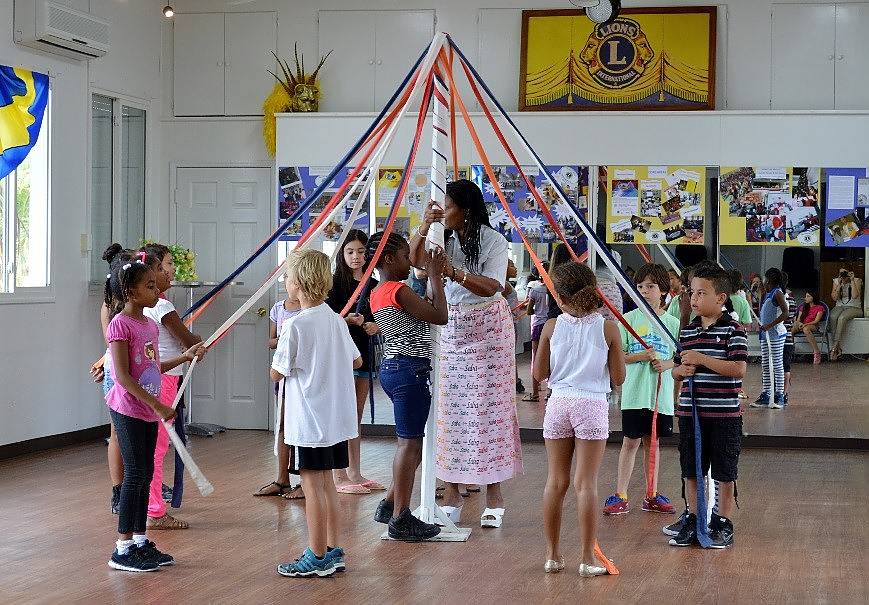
[
  {"x1": 792, "y1": 290, "x2": 825, "y2": 364},
  {"x1": 105, "y1": 257, "x2": 204, "y2": 573}
]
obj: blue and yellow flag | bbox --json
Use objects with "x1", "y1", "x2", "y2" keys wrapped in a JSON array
[{"x1": 0, "y1": 66, "x2": 49, "y2": 180}]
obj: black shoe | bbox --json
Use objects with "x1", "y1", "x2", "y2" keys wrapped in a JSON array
[
  {"x1": 138, "y1": 540, "x2": 175, "y2": 566},
  {"x1": 111, "y1": 485, "x2": 120, "y2": 516},
  {"x1": 388, "y1": 508, "x2": 441, "y2": 542},
  {"x1": 516, "y1": 379, "x2": 526, "y2": 394},
  {"x1": 708, "y1": 514, "x2": 734, "y2": 549},
  {"x1": 108, "y1": 545, "x2": 159, "y2": 572},
  {"x1": 162, "y1": 483, "x2": 173, "y2": 503},
  {"x1": 374, "y1": 498, "x2": 393, "y2": 524},
  {"x1": 668, "y1": 512, "x2": 699, "y2": 547},
  {"x1": 662, "y1": 508, "x2": 690, "y2": 537}
]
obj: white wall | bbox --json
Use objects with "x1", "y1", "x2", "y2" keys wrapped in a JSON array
[{"x1": 0, "y1": 0, "x2": 163, "y2": 446}]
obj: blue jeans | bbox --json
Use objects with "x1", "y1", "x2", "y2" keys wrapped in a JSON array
[{"x1": 378, "y1": 355, "x2": 432, "y2": 439}]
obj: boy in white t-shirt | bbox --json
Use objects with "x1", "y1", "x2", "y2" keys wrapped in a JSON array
[{"x1": 270, "y1": 249, "x2": 362, "y2": 578}]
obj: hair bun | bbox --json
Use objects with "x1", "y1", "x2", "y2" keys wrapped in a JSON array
[
  {"x1": 574, "y1": 284, "x2": 603, "y2": 312},
  {"x1": 102, "y1": 243, "x2": 123, "y2": 263}
]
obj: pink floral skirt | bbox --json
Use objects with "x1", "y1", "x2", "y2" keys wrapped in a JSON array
[{"x1": 436, "y1": 297, "x2": 523, "y2": 484}]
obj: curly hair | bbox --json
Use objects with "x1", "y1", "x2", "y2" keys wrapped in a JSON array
[
  {"x1": 551, "y1": 261, "x2": 601, "y2": 314},
  {"x1": 445, "y1": 179, "x2": 491, "y2": 271},
  {"x1": 287, "y1": 249, "x2": 332, "y2": 302},
  {"x1": 139, "y1": 242, "x2": 170, "y2": 262}
]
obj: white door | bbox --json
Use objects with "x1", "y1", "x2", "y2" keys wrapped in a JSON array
[
  {"x1": 174, "y1": 167, "x2": 273, "y2": 429},
  {"x1": 834, "y1": 3, "x2": 869, "y2": 109},
  {"x1": 225, "y1": 12, "x2": 277, "y2": 116},
  {"x1": 771, "y1": 4, "x2": 836, "y2": 109},
  {"x1": 318, "y1": 10, "x2": 377, "y2": 111},
  {"x1": 374, "y1": 10, "x2": 435, "y2": 110},
  {"x1": 173, "y1": 13, "x2": 225, "y2": 116}
]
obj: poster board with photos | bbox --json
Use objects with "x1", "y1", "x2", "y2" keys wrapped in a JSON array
[
  {"x1": 277, "y1": 166, "x2": 370, "y2": 242},
  {"x1": 471, "y1": 165, "x2": 588, "y2": 250},
  {"x1": 718, "y1": 167, "x2": 821, "y2": 246},
  {"x1": 374, "y1": 166, "x2": 470, "y2": 238},
  {"x1": 824, "y1": 167, "x2": 869, "y2": 248},
  {"x1": 605, "y1": 165, "x2": 706, "y2": 245},
  {"x1": 519, "y1": 7, "x2": 716, "y2": 111}
]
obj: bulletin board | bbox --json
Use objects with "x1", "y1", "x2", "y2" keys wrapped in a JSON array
[
  {"x1": 277, "y1": 166, "x2": 369, "y2": 241},
  {"x1": 824, "y1": 167, "x2": 869, "y2": 248}
]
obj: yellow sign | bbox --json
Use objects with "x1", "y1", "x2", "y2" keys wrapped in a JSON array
[
  {"x1": 520, "y1": 7, "x2": 716, "y2": 110},
  {"x1": 718, "y1": 167, "x2": 821, "y2": 246},
  {"x1": 605, "y1": 165, "x2": 706, "y2": 245}
]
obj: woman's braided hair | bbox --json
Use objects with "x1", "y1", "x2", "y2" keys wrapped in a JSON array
[
  {"x1": 445, "y1": 179, "x2": 491, "y2": 271},
  {"x1": 551, "y1": 261, "x2": 601, "y2": 314},
  {"x1": 366, "y1": 231, "x2": 409, "y2": 267}
]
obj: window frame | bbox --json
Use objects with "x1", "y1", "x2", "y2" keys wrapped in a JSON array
[
  {"x1": 0, "y1": 92, "x2": 52, "y2": 304},
  {"x1": 87, "y1": 88, "x2": 151, "y2": 293}
]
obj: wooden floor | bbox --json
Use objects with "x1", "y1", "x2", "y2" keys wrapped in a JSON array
[
  {"x1": 1, "y1": 432, "x2": 866, "y2": 603},
  {"x1": 367, "y1": 354, "x2": 869, "y2": 439}
]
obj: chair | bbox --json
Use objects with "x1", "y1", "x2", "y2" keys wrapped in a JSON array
[{"x1": 793, "y1": 302, "x2": 831, "y2": 355}]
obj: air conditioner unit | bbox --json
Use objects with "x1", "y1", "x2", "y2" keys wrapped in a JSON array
[{"x1": 14, "y1": 0, "x2": 110, "y2": 60}]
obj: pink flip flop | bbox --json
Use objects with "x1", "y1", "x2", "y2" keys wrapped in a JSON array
[
  {"x1": 336, "y1": 483, "x2": 371, "y2": 495},
  {"x1": 360, "y1": 480, "x2": 386, "y2": 491}
]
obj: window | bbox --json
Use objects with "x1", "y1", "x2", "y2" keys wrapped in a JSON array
[
  {"x1": 0, "y1": 102, "x2": 50, "y2": 294},
  {"x1": 89, "y1": 93, "x2": 147, "y2": 283}
]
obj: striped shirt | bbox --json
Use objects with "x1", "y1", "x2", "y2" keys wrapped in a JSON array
[
  {"x1": 784, "y1": 290, "x2": 796, "y2": 345},
  {"x1": 370, "y1": 281, "x2": 431, "y2": 359},
  {"x1": 675, "y1": 314, "x2": 748, "y2": 417}
]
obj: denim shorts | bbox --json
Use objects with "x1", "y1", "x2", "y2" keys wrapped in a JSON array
[{"x1": 378, "y1": 355, "x2": 432, "y2": 439}]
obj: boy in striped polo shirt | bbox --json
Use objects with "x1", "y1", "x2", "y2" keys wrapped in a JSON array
[{"x1": 670, "y1": 265, "x2": 747, "y2": 549}]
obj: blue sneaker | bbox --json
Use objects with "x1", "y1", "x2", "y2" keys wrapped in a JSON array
[
  {"x1": 325, "y1": 546, "x2": 345, "y2": 572},
  {"x1": 782, "y1": 393, "x2": 789, "y2": 407},
  {"x1": 770, "y1": 393, "x2": 784, "y2": 410},
  {"x1": 277, "y1": 548, "x2": 336, "y2": 577},
  {"x1": 749, "y1": 392, "x2": 770, "y2": 407}
]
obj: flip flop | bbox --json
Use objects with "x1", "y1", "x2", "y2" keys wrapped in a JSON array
[
  {"x1": 521, "y1": 394, "x2": 539, "y2": 402},
  {"x1": 336, "y1": 483, "x2": 371, "y2": 495},
  {"x1": 465, "y1": 485, "x2": 481, "y2": 492},
  {"x1": 280, "y1": 485, "x2": 305, "y2": 500},
  {"x1": 253, "y1": 481, "x2": 293, "y2": 497},
  {"x1": 360, "y1": 480, "x2": 386, "y2": 491}
]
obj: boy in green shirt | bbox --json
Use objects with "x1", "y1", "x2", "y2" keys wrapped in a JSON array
[{"x1": 604, "y1": 264, "x2": 680, "y2": 516}]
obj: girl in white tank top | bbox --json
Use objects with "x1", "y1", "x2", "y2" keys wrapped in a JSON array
[{"x1": 532, "y1": 262, "x2": 625, "y2": 578}]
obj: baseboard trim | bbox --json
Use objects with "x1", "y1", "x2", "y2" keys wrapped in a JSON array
[
  {"x1": 0, "y1": 424, "x2": 111, "y2": 461},
  {"x1": 362, "y1": 424, "x2": 867, "y2": 451}
]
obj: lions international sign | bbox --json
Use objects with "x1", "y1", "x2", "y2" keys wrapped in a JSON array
[{"x1": 520, "y1": 7, "x2": 716, "y2": 110}]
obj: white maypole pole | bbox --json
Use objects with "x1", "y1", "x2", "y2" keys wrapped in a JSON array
[{"x1": 411, "y1": 43, "x2": 470, "y2": 540}]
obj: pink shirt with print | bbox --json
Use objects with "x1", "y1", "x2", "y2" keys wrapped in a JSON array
[{"x1": 105, "y1": 313, "x2": 162, "y2": 422}]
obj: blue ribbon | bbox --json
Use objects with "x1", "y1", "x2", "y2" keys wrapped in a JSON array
[
  {"x1": 181, "y1": 42, "x2": 432, "y2": 319},
  {"x1": 689, "y1": 377, "x2": 713, "y2": 547},
  {"x1": 171, "y1": 400, "x2": 186, "y2": 508}
]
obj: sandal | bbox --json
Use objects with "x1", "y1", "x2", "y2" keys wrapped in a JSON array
[
  {"x1": 481, "y1": 507, "x2": 505, "y2": 528},
  {"x1": 435, "y1": 505, "x2": 462, "y2": 525},
  {"x1": 280, "y1": 485, "x2": 305, "y2": 500},
  {"x1": 360, "y1": 479, "x2": 386, "y2": 491},
  {"x1": 521, "y1": 394, "x2": 539, "y2": 402},
  {"x1": 146, "y1": 513, "x2": 189, "y2": 530},
  {"x1": 465, "y1": 485, "x2": 481, "y2": 493},
  {"x1": 253, "y1": 481, "x2": 293, "y2": 497},
  {"x1": 336, "y1": 483, "x2": 371, "y2": 495}
]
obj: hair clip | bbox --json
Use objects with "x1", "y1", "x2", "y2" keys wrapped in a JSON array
[
  {"x1": 106, "y1": 273, "x2": 112, "y2": 279},
  {"x1": 122, "y1": 263, "x2": 132, "y2": 271},
  {"x1": 135, "y1": 259, "x2": 145, "y2": 265},
  {"x1": 136, "y1": 251, "x2": 148, "y2": 261}
]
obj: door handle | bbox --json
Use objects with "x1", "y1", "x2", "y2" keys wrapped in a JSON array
[{"x1": 254, "y1": 307, "x2": 267, "y2": 318}]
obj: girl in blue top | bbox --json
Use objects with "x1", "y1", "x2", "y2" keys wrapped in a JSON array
[{"x1": 751, "y1": 268, "x2": 788, "y2": 409}]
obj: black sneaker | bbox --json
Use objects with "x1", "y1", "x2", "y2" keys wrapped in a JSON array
[
  {"x1": 668, "y1": 512, "x2": 699, "y2": 547},
  {"x1": 516, "y1": 379, "x2": 526, "y2": 394},
  {"x1": 388, "y1": 508, "x2": 441, "y2": 542},
  {"x1": 162, "y1": 483, "x2": 173, "y2": 503},
  {"x1": 138, "y1": 540, "x2": 175, "y2": 566},
  {"x1": 708, "y1": 514, "x2": 734, "y2": 549},
  {"x1": 374, "y1": 498, "x2": 393, "y2": 524},
  {"x1": 662, "y1": 508, "x2": 690, "y2": 537},
  {"x1": 108, "y1": 545, "x2": 159, "y2": 572},
  {"x1": 111, "y1": 485, "x2": 120, "y2": 516}
]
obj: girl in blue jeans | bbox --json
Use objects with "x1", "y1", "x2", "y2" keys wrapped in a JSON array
[{"x1": 368, "y1": 231, "x2": 449, "y2": 541}]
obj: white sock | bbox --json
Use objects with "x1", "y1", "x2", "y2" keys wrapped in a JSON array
[
  {"x1": 132, "y1": 534, "x2": 148, "y2": 547},
  {"x1": 116, "y1": 539, "x2": 135, "y2": 554}
]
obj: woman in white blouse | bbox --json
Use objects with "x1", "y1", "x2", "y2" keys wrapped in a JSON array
[{"x1": 409, "y1": 179, "x2": 523, "y2": 529}]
